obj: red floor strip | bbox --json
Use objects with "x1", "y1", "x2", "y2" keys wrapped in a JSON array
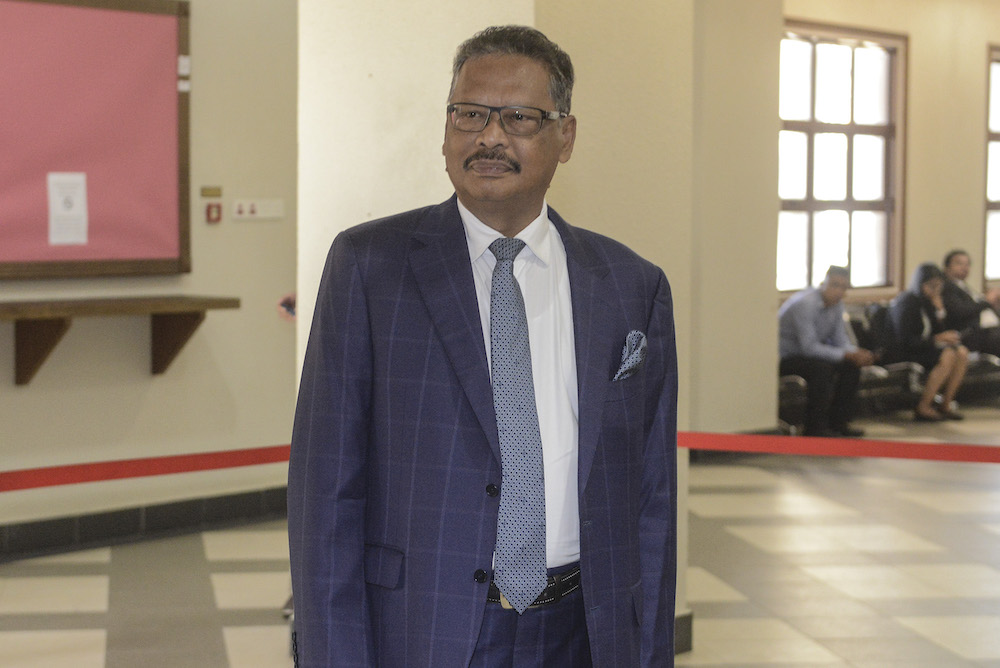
[
  {"x1": 0, "y1": 445, "x2": 291, "y2": 493},
  {"x1": 3, "y1": 433, "x2": 1000, "y2": 494},
  {"x1": 680, "y1": 431, "x2": 1000, "y2": 464}
]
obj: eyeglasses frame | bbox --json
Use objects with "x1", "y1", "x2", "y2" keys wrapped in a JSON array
[{"x1": 446, "y1": 103, "x2": 568, "y2": 136}]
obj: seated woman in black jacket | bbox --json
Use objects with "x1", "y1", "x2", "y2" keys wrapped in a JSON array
[{"x1": 888, "y1": 262, "x2": 969, "y2": 421}]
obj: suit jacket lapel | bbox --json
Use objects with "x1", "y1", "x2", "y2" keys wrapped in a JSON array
[
  {"x1": 551, "y1": 210, "x2": 616, "y2": 493},
  {"x1": 409, "y1": 197, "x2": 501, "y2": 465}
]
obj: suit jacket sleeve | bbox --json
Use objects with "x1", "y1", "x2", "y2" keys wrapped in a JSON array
[
  {"x1": 640, "y1": 269, "x2": 679, "y2": 666},
  {"x1": 288, "y1": 233, "x2": 373, "y2": 666},
  {"x1": 942, "y1": 281, "x2": 986, "y2": 332}
]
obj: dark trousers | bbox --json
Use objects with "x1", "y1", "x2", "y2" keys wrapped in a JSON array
[
  {"x1": 962, "y1": 325, "x2": 1000, "y2": 357},
  {"x1": 780, "y1": 356, "x2": 860, "y2": 435},
  {"x1": 470, "y1": 564, "x2": 592, "y2": 668}
]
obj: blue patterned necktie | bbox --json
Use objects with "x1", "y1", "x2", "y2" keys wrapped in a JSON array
[{"x1": 488, "y1": 237, "x2": 548, "y2": 615}]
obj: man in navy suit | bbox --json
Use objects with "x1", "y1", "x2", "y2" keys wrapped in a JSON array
[{"x1": 288, "y1": 25, "x2": 678, "y2": 666}]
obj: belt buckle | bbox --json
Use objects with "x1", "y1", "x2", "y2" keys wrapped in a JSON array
[{"x1": 498, "y1": 593, "x2": 514, "y2": 610}]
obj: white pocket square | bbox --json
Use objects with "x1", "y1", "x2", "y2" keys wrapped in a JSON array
[{"x1": 613, "y1": 330, "x2": 647, "y2": 381}]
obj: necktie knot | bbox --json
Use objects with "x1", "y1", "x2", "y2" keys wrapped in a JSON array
[{"x1": 489, "y1": 238, "x2": 526, "y2": 262}]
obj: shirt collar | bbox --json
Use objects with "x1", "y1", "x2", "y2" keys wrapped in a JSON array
[{"x1": 457, "y1": 198, "x2": 552, "y2": 267}]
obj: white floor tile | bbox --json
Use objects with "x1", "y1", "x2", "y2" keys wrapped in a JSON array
[
  {"x1": 693, "y1": 617, "x2": 824, "y2": 640},
  {"x1": 942, "y1": 420, "x2": 1000, "y2": 436},
  {"x1": 854, "y1": 424, "x2": 911, "y2": 439},
  {"x1": 895, "y1": 616, "x2": 1000, "y2": 660},
  {"x1": 675, "y1": 618, "x2": 844, "y2": 665},
  {"x1": 0, "y1": 630, "x2": 105, "y2": 668},
  {"x1": 801, "y1": 565, "x2": 952, "y2": 600},
  {"x1": 871, "y1": 434, "x2": 947, "y2": 443},
  {"x1": 896, "y1": 490, "x2": 1000, "y2": 513},
  {"x1": 211, "y1": 572, "x2": 291, "y2": 609},
  {"x1": 224, "y1": 625, "x2": 295, "y2": 668},
  {"x1": 688, "y1": 466, "x2": 782, "y2": 488},
  {"x1": 0, "y1": 576, "x2": 109, "y2": 613},
  {"x1": 983, "y1": 523, "x2": 1000, "y2": 536},
  {"x1": 688, "y1": 492, "x2": 858, "y2": 519},
  {"x1": 202, "y1": 530, "x2": 290, "y2": 561},
  {"x1": 686, "y1": 567, "x2": 747, "y2": 602},
  {"x1": 725, "y1": 524, "x2": 944, "y2": 554},
  {"x1": 897, "y1": 564, "x2": 1000, "y2": 598}
]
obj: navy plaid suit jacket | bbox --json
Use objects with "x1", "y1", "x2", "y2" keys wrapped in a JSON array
[{"x1": 288, "y1": 196, "x2": 678, "y2": 666}]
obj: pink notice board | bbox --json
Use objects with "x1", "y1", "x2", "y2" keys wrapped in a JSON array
[{"x1": 0, "y1": 0, "x2": 190, "y2": 279}]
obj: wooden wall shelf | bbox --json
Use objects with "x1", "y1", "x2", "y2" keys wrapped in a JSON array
[{"x1": 0, "y1": 295, "x2": 240, "y2": 385}]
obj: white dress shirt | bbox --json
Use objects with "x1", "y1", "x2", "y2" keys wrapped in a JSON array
[{"x1": 457, "y1": 199, "x2": 580, "y2": 568}]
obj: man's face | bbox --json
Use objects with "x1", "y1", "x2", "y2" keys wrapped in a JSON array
[
  {"x1": 443, "y1": 54, "x2": 576, "y2": 229},
  {"x1": 945, "y1": 253, "x2": 971, "y2": 281},
  {"x1": 820, "y1": 274, "x2": 849, "y2": 306}
]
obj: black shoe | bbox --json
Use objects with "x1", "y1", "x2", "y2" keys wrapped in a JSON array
[
  {"x1": 939, "y1": 410, "x2": 965, "y2": 421},
  {"x1": 834, "y1": 424, "x2": 865, "y2": 438},
  {"x1": 914, "y1": 409, "x2": 944, "y2": 422}
]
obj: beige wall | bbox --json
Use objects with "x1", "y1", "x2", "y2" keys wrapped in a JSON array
[
  {"x1": 787, "y1": 0, "x2": 1000, "y2": 290},
  {"x1": 296, "y1": 0, "x2": 535, "y2": 354},
  {"x1": 692, "y1": 0, "x2": 782, "y2": 432},
  {"x1": 0, "y1": 0, "x2": 298, "y2": 523}
]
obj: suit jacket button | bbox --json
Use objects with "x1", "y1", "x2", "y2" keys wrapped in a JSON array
[
  {"x1": 474, "y1": 569, "x2": 488, "y2": 583},
  {"x1": 486, "y1": 483, "x2": 499, "y2": 497}
]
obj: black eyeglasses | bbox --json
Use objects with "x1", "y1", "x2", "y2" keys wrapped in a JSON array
[{"x1": 447, "y1": 103, "x2": 567, "y2": 136}]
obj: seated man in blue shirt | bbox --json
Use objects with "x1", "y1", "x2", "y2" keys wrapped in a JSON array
[{"x1": 779, "y1": 265, "x2": 876, "y2": 437}]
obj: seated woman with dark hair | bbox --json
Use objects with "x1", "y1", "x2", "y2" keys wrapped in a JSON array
[{"x1": 888, "y1": 262, "x2": 969, "y2": 421}]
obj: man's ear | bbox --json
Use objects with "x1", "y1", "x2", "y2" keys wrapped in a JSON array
[{"x1": 558, "y1": 115, "x2": 577, "y2": 164}]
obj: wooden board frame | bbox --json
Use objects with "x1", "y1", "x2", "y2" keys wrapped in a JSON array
[{"x1": 0, "y1": 0, "x2": 190, "y2": 279}]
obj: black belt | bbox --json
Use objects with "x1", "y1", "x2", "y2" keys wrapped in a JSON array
[{"x1": 486, "y1": 565, "x2": 581, "y2": 609}]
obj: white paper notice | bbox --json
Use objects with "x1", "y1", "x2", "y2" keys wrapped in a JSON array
[{"x1": 47, "y1": 172, "x2": 89, "y2": 246}]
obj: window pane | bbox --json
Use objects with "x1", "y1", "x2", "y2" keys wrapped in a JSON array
[
  {"x1": 987, "y1": 211, "x2": 1000, "y2": 280},
  {"x1": 780, "y1": 39, "x2": 813, "y2": 121},
  {"x1": 989, "y1": 141, "x2": 1000, "y2": 202},
  {"x1": 850, "y1": 211, "x2": 887, "y2": 287},
  {"x1": 990, "y1": 62, "x2": 1000, "y2": 133},
  {"x1": 779, "y1": 131, "x2": 808, "y2": 199},
  {"x1": 812, "y1": 210, "x2": 850, "y2": 285},
  {"x1": 854, "y1": 46, "x2": 890, "y2": 125},
  {"x1": 815, "y1": 43, "x2": 852, "y2": 124},
  {"x1": 853, "y1": 134, "x2": 885, "y2": 201},
  {"x1": 778, "y1": 26, "x2": 902, "y2": 294},
  {"x1": 813, "y1": 133, "x2": 848, "y2": 200},
  {"x1": 777, "y1": 211, "x2": 810, "y2": 290}
]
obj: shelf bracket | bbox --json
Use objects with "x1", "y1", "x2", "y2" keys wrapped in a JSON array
[
  {"x1": 15, "y1": 318, "x2": 71, "y2": 386},
  {"x1": 151, "y1": 311, "x2": 206, "y2": 374}
]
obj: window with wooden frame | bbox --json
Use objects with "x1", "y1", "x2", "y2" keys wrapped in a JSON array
[
  {"x1": 777, "y1": 22, "x2": 906, "y2": 294},
  {"x1": 986, "y1": 46, "x2": 1000, "y2": 280}
]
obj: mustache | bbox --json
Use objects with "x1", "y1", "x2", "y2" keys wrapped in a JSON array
[{"x1": 463, "y1": 148, "x2": 521, "y2": 173}]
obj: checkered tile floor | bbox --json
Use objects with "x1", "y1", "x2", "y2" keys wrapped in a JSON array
[
  {"x1": 683, "y1": 404, "x2": 1000, "y2": 666},
  {"x1": 0, "y1": 520, "x2": 292, "y2": 668},
  {"x1": 4, "y1": 407, "x2": 1000, "y2": 666}
]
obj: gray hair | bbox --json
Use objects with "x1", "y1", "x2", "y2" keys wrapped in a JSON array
[{"x1": 449, "y1": 25, "x2": 574, "y2": 114}]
